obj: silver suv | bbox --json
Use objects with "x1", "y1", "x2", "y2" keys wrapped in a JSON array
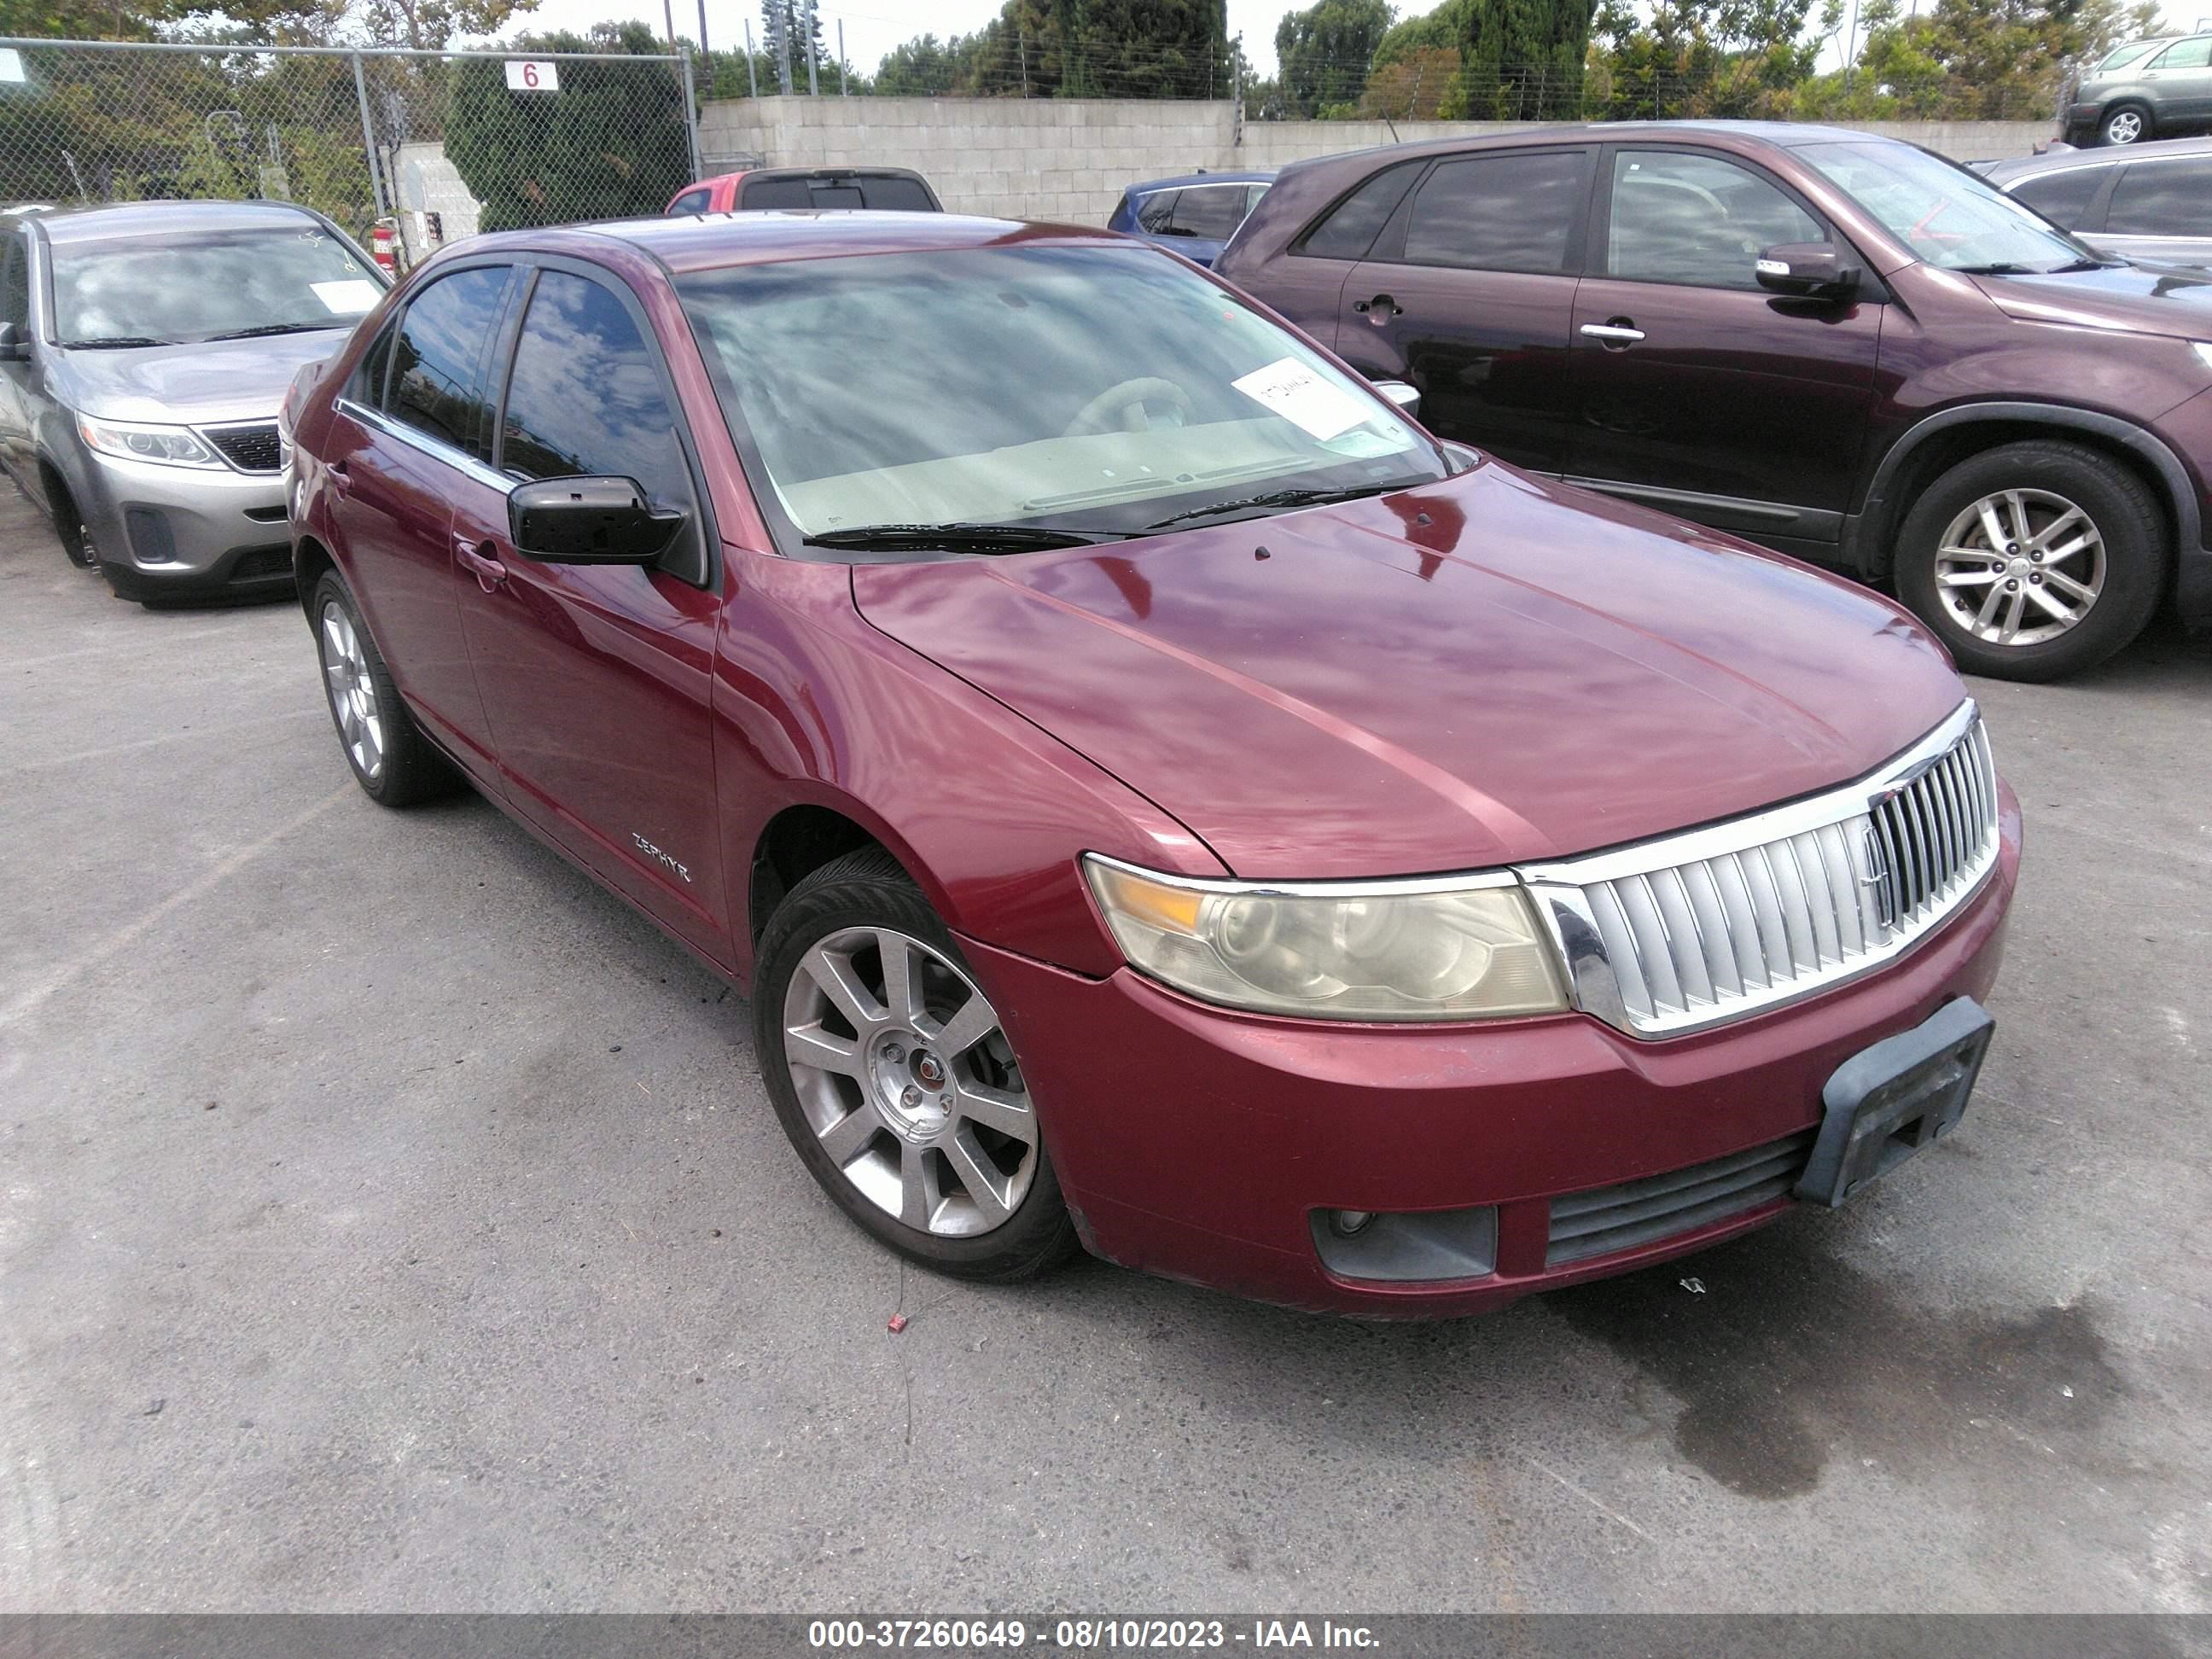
[
  {"x1": 0, "y1": 199, "x2": 385, "y2": 603},
  {"x1": 2067, "y1": 33, "x2": 2212, "y2": 146}
]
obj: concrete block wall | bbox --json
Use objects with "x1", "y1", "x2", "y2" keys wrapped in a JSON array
[
  {"x1": 698, "y1": 96, "x2": 1237, "y2": 224},
  {"x1": 696, "y1": 96, "x2": 2058, "y2": 225}
]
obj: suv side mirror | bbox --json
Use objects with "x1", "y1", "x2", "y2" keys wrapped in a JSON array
[
  {"x1": 1372, "y1": 378, "x2": 1421, "y2": 416},
  {"x1": 1756, "y1": 242, "x2": 1861, "y2": 300},
  {"x1": 0, "y1": 320, "x2": 27, "y2": 363},
  {"x1": 508, "y1": 475, "x2": 684, "y2": 565}
]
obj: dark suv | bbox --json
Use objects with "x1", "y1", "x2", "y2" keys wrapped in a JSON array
[{"x1": 1218, "y1": 122, "x2": 2212, "y2": 680}]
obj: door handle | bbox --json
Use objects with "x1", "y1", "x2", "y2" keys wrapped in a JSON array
[
  {"x1": 328, "y1": 457, "x2": 352, "y2": 494},
  {"x1": 454, "y1": 535, "x2": 508, "y2": 591},
  {"x1": 1353, "y1": 293, "x2": 1404, "y2": 317},
  {"x1": 1580, "y1": 321, "x2": 1646, "y2": 347}
]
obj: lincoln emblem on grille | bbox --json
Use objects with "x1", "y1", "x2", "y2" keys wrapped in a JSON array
[{"x1": 1860, "y1": 822, "x2": 1896, "y2": 932}]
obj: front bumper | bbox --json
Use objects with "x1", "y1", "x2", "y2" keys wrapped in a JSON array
[
  {"x1": 967, "y1": 786, "x2": 2019, "y2": 1318},
  {"x1": 67, "y1": 441, "x2": 291, "y2": 599}
]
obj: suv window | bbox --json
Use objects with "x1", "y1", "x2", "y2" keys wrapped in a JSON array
[
  {"x1": 2106, "y1": 160, "x2": 2212, "y2": 236},
  {"x1": 499, "y1": 271, "x2": 690, "y2": 513},
  {"x1": 669, "y1": 188, "x2": 712, "y2": 215},
  {"x1": 1, "y1": 231, "x2": 27, "y2": 333},
  {"x1": 2150, "y1": 37, "x2": 2211, "y2": 67},
  {"x1": 389, "y1": 265, "x2": 509, "y2": 457},
  {"x1": 1137, "y1": 190, "x2": 1179, "y2": 233},
  {"x1": 1301, "y1": 160, "x2": 1424, "y2": 260},
  {"x1": 1402, "y1": 150, "x2": 1589, "y2": 275},
  {"x1": 1606, "y1": 151, "x2": 1820, "y2": 289},
  {"x1": 353, "y1": 319, "x2": 396, "y2": 406},
  {"x1": 1171, "y1": 185, "x2": 1249, "y2": 241},
  {"x1": 859, "y1": 176, "x2": 934, "y2": 211},
  {"x1": 2011, "y1": 166, "x2": 2107, "y2": 227}
]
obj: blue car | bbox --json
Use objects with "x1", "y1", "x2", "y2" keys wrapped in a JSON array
[{"x1": 1106, "y1": 171, "x2": 1276, "y2": 267}]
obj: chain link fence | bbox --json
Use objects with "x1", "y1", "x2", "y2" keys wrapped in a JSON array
[{"x1": 0, "y1": 37, "x2": 701, "y2": 267}]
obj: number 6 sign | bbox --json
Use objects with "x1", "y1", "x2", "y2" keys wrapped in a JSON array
[{"x1": 504, "y1": 59, "x2": 560, "y2": 91}]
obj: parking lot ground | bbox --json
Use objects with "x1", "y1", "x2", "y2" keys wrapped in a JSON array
[{"x1": 3, "y1": 480, "x2": 2210, "y2": 1614}]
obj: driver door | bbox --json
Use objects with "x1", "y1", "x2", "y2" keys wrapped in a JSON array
[
  {"x1": 455, "y1": 261, "x2": 730, "y2": 963},
  {"x1": 1564, "y1": 146, "x2": 1883, "y2": 549}
]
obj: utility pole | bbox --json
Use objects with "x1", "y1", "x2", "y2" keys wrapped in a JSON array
[
  {"x1": 696, "y1": 0, "x2": 708, "y2": 58},
  {"x1": 744, "y1": 17, "x2": 759, "y2": 96},
  {"x1": 805, "y1": 0, "x2": 820, "y2": 95},
  {"x1": 837, "y1": 19, "x2": 848, "y2": 96},
  {"x1": 661, "y1": 0, "x2": 674, "y2": 45},
  {"x1": 1018, "y1": 24, "x2": 1028, "y2": 96},
  {"x1": 769, "y1": 1, "x2": 793, "y2": 94}
]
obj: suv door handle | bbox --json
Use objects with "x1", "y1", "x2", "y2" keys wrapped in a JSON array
[
  {"x1": 455, "y1": 535, "x2": 508, "y2": 591},
  {"x1": 1580, "y1": 321, "x2": 1646, "y2": 346},
  {"x1": 1353, "y1": 293, "x2": 1404, "y2": 317}
]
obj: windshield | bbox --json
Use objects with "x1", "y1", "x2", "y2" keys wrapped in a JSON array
[
  {"x1": 52, "y1": 224, "x2": 382, "y2": 347},
  {"x1": 2096, "y1": 38, "x2": 2163, "y2": 71},
  {"x1": 676, "y1": 243, "x2": 1442, "y2": 546},
  {"x1": 1800, "y1": 141, "x2": 2101, "y2": 273}
]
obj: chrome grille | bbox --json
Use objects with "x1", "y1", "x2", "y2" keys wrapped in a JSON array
[
  {"x1": 1520, "y1": 705, "x2": 1999, "y2": 1039},
  {"x1": 201, "y1": 421, "x2": 282, "y2": 474}
]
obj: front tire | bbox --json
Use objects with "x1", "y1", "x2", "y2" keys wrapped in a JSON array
[
  {"x1": 753, "y1": 847, "x2": 1079, "y2": 1283},
  {"x1": 1895, "y1": 440, "x2": 2163, "y2": 682},
  {"x1": 43, "y1": 474, "x2": 97, "y2": 570},
  {"x1": 311, "y1": 572, "x2": 458, "y2": 806},
  {"x1": 2099, "y1": 103, "x2": 2151, "y2": 145}
]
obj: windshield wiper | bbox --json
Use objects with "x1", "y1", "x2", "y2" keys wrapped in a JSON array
[
  {"x1": 204, "y1": 322, "x2": 346, "y2": 341},
  {"x1": 801, "y1": 521, "x2": 1123, "y2": 552},
  {"x1": 1143, "y1": 479, "x2": 1417, "y2": 531},
  {"x1": 58, "y1": 335, "x2": 170, "y2": 349}
]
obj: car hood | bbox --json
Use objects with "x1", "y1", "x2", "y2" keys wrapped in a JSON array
[
  {"x1": 852, "y1": 465, "x2": 1966, "y2": 880},
  {"x1": 55, "y1": 329, "x2": 350, "y2": 425},
  {"x1": 1975, "y1": 260, "x2": 2212, "y2": 341}
]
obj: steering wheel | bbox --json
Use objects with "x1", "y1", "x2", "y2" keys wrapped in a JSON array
[
  {"x1": 1063, "y1": 377, "x2": 1194, "y2": 438},
  {"x1": 1908, "y1": 196, "x2": 1970, "y2": 250}
]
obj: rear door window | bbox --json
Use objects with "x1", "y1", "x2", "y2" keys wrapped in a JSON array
[
  {"x1": 1604, "y1": 150, "x2": 1820, "y2": 289},
  {"x1": 1299, "y1": 160, "x2": 1424, "y2": 260},
  {"x1": 2105, "y1": 160, "x2": 2212, "y2": 236},
  {"x1": 1137, "y1": 190, "x2": 1179, "y2": 233},
  {"x1": 1402, "y1": 150, "x2": 1591, "y2": 275},
  {"x1": 668, "y1": 188, "x2": 712, "y2": 215},
  {"x1": 1170, "y1": 185, "x2": 1249, "y2": 240},
  {"x1": 388, "y1": 265, "x2": 510, "y2": 457},
  {"x1": 2010, "y1": 166, "x2": 2109, "y2": 228},
  {"x1": 2149, "y1": 37, "x2": 2211, "y2": 67}
]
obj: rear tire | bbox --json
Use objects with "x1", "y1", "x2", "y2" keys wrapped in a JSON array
[
  {"x1": 752, "y1": 846, "x2": 1080, "y2": 1284},
  {"x1": 2099, "y1": 103, "x2": 2151, "y2": 145},
  {"x1": 1895, "y1": 439, "x2": 2163, "y2": 682},
  {"x1": 311, "y1": 572, "x2": 459, "y2": 806}
]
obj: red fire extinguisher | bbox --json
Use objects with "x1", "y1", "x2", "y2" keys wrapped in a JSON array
[{"x1": 369, "y1": 218, "x2": 399, "y2": 276}]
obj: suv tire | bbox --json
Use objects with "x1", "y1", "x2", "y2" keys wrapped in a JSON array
[
  {"x1": 1895, "y1": 439, "x2": 2163, "y2": 682},
  {"x1": 2099, "y1": 103, "x2": 2151, "y2": 145},
  {"x1": 753, "y1": 846, "x2": 1080, "y2": 1284}
]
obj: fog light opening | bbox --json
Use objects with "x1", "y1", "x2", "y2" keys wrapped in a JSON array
[{"x1": 1329, "y1": 1208, "x2": 1375, "y2": 1238}]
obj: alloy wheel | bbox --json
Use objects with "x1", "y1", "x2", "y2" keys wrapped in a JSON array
[
  {"x1": 2104, "y1": 110, "x2": 2145, "y2": 143},
  {"x1": 781, "y1": 925, "x2": 1038, "y2": 1237},
  {"x1": 318, "y1": 599, "x2": 385, "y2": 781},
  {"x1": 1933, "y1": 487, "x2": 2105, "y2": 649}
]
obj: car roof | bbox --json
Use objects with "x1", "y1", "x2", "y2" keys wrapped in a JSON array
[
  {"x1": 492, "y1": 210, "x2": 1127, "y2": 276},
  {"x1": 1124, "y1": 171, "x2": 1277, "y2": 195},
  {"x1": 699, "y1": 166, "x2": 932, "y2": 184},
  {"x1": 33, "y1": 197, "x2": 325, "y2": 245},
  {"x1": 1269, "y1": 119, "x2": 1887, "y2": 180},
  {"x1": 1984, "y1": 135, "x2": 2212, "y2": 182}
]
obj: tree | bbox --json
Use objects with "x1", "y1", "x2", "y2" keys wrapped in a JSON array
[
  {"x1": 867, "y1": 0, "x2": 1229, "y2": 100},
  {"x1": 1275, "y1": 0, "x2": 1392, "y2": 116},
  {"x1": 1587, "y1": 0, "x2": 1842, "y2": 119},
  {"x1": 1458, "y1": 0, "x2": 1599, "y2": 118},
  {"x1": 1796, "y1": 0, "x2": 2157, "y2": 116},
  {"x1": 445, "y1": 21, "x2": 689, "y2": 230}
]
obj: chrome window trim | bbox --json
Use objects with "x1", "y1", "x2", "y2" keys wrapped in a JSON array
[
  {"x1": 1516, "y1": 700, "x2": 1999, "y2": 1039},
  {"x1": 334, "y1": 395, "x2": 515, "y2": 495}
]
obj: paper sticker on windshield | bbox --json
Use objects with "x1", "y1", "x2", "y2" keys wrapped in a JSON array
[
  {"x1": 311, "y1": 279, "x2": 380, "y2": 314},
  {"x1": 1231, "y1": 357, "x2": 1374, "y2": 442}
]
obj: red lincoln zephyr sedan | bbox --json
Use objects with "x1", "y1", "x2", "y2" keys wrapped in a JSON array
[{"x1": 285, "y1": 210, "x2": 2019, "y2": 1316}]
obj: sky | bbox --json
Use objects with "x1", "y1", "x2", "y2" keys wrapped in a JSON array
[{"x1": 491, "y1": 0, "x2": 1453, "y2": 79}]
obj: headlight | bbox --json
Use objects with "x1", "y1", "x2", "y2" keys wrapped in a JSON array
[
  {"x1": 1082, "y1": 855, "x2": 1569, "y2": 1022},
  {"x1": 77, "y1": 413, "x2": 224, "y2": 470}
]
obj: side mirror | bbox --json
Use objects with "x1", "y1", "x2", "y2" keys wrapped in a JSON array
[
  {"x1": 0, "y1": 320, "x2": 27, "y2": 363},
  {"x1": 1756, "y1": 242, "x2": 1861, "y2": 300},
  {"x1": 508, "y1": 475, "x2": 683, "y2": 565},
  {"x1": 1372, "y1": 378, "x2": 1421, "y2": 417}
]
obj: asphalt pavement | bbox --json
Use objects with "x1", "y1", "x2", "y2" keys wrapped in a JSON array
[{"x1": 3, "y1": 482, "x2": 2208, "y2": 1613}]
